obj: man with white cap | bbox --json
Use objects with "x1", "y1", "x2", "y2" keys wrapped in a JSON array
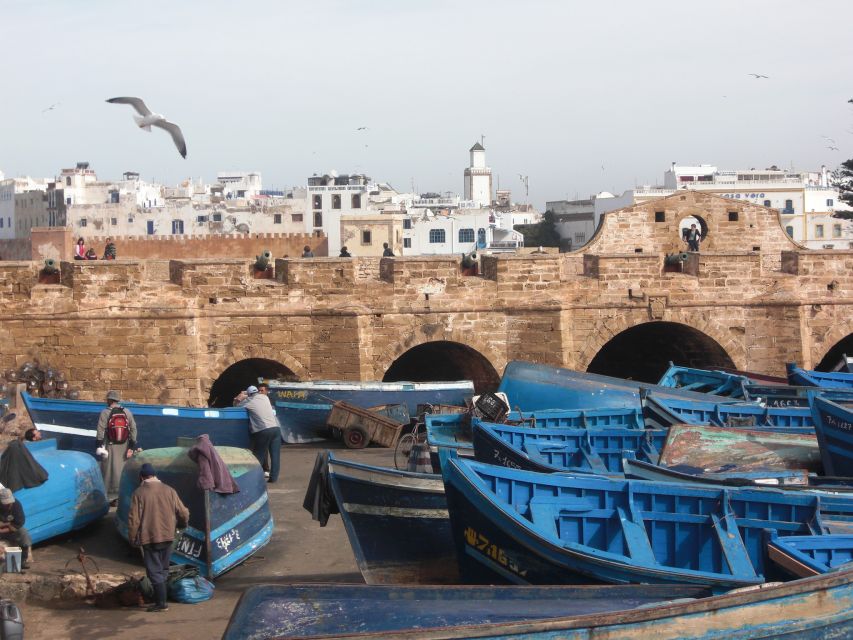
[
  {"x1": 0, "y1": 488, "x2": 31, "y2": 569},
  {"x1": 96, "y1": 390, "x2": 138, "y2": 502},
  {"x1": 234, "y1": 385, "x2": 281, "y2": 483}
]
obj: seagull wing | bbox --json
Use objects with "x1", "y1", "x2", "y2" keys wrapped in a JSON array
[
  {"x1": 106, "y1": 97, "x2": 152, "y2": 117},
  {"x1": 152, "y1": 119, "x2": 187, "y2": 158}
]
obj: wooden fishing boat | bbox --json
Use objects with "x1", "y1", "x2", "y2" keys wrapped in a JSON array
[
  {"x1": 743, "y1": 383, "x2": 853, "y2": 408},
  {"x1": 21, "y1": 392, "x2": 252, "y2": 453},
  {"x1": 222, "y1": 569, "x2": 853, "y2": 640},
  {"x1": 471, "y1": 422, "x2": 665, "y2": 475},
  {"x1": 495, "y1": 361, "x2": 736, "y2": 413},
  {"x1": 267, "y1": 379, "x2": 473, "y2": 444},
  {"x1": 442, "y1": 457, "x2": 853, "y2": 590},
  {"x1": 656, "y1": 363, "x2": 750, "y2": 398},
  {"x1": 659, "y1": 424, "x2": 822, "y2": 474},
  {"x1": 325, "y1": 452, "x2": 456, "y2": 584},
  {"x1": 767, "y1": 532, "x2": 853, "y2": 578},
  {"x1": 642, "y1": 392, "x2": 815, "y2": 434},
  {"x1": 810, "y1": 394, "x2": 853, "y2": 476},
  {"x1": 787, "y1": 363, "x2": 853, "y2": 389},
  {"x1": 115, "y1": 446, "x2": 273, "y2": 579},
  {"x1": 622, "y1": 458, "x2": 812, "y2": 487},
  {"x1": 14, "y1": 439, "x2": 109, "y2": 545}
]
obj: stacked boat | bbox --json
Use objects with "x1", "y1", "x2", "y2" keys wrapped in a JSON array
[{"x1": 255, "y1": 359, "x2": 853, "y2": 639}]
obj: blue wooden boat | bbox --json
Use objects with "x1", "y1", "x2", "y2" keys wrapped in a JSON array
[
  {"x1": 115, "y1": 446, "x2": 273, "y2": 579},
  {"x1": 426, "y1": 407, "x2": 647, "y2": 472},
  {"x1": 472, "y1": 422, "x2": 665, "y2": 475},
  {"x1": 657, "y1": 363, "x2": 750, "y2": 398},
  {"x1": 221, "y1": 582, "x2": 713, "y2": 640},
  {"x1": 21, "y1": 392, "x2": 253, "y2": 453},
  {"x1": 442, "y1": 457, "x2": 853, "y2": 590},
  {"x1": 810, "y1": 394, "x2": 853, "y2": 476},
  {"x1": 788, "y1": 362, "x2": 853, "y2": 389},
  {"x1": 14, "y1": 439, "x2": 109, "y2": 545},
  {"x1": 767, "y1": 532, "x2": 853, "y2": 578},
  {"x1": 325, "y1": 452, "x2": 455, "y2": 584},
  {"x1": 622, "y1": 458, "x2": 813, "y2": 488},
  {"x1": 268, "y1": 379, "x2": 473, "y2": 444},
  {"x1": 743, "y1": 383, "x2": 853, "y2": 408},
  {"x1": 496, "y1": 361, "x2": 737, "y2": 413},
  {"x1": 642, "y1": 392, "x2": 816, "y2": 434},
  {"x1": 221, "y1": 568, "x2": 853, "y2": 639}
]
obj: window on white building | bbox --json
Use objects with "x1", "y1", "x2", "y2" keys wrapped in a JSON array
[
  {"x1": 313, "y1": 211, "x2": 322, "y2": 228},
  {"x1": 351, "y1": 194, "x2": 361, "y2": 209},
  {"x1": 403, "y1": 219, "x2": 412, "y2": 230},
  {"x1": 763, "y1": 200, "x2": 771, "y2": 207},
  {"x1": 273, "y1": 214, "x2": 282, "y2": 224},
  {"x1": 784, "y1": 199, "x2": 793, "y2": 211},
  {"x1": 80, "y1": 218, "x2": 87, "y2": 228},
  {"x1": 111, "y1": 217, "x2": 117, "y2": 226},
  {"x1": 833, "y1": 224, "x2": 842, "y2": 238},
  {"x1": 172, "y1": 220, "x2": 184, "y2": 235},
  {"x1": 212, "y1": 213, "x2": 222, "y2": 222},
  {"x1": 458, "y1": 228, "x2": 475, "y2": 243},
  {"x1": 361, "y1": 230, "x2": 372, "y2": 245},
  {"x1": 429, "y1": 229, "x2": 446, "y2": 243},
  {"x1": 197, "y1": 215, "x2": 208, "y2": 223},
  {"x1": 332, "y1": 194, "x2": 341, "y2": 210},
  {"x1": 312, "y1": 194, "x2": 322, "y2": 209},
  {"x1": 785, "y1": 225, "x2": 794, "y2": 237},
  {"x1": 292, "y1": 213, "x2": 303, "y2": 223},
  {"x1": 827, "y1": 199, "x2": 834, "y2": 207},
  {"x1": 403, "y1": 238, "x2": 412, "y2": 248},
  {"x1": 66, "y1": 197, "x2": 71, "y2": 205},
  {"x1": 816, "y1": 224, "x2": 824, "y2": 238}
]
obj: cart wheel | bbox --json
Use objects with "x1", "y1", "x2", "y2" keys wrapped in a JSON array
[
  {"x1": 394, "y1": 433, "x2": 417, "y2": 470},
  {"x1": 343, "y1": 425, "x2": 369, "y2": 449}
]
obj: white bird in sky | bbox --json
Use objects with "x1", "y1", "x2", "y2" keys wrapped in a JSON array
[
  {"x1": 356, "y1": 126, "x2": 369, "y2": 131},
  {"x1": 106, "y1": 97, "x2": 187, "y2": 158},
  {"x1": 748, "y1": 73, "x2": 769, "y2": 79},
  {"x1": 42, "y1": 102, "x2": 60, "y2": 114},
  {"x1": 828, "y1": 145, "x2": 840, "y2": 151}
]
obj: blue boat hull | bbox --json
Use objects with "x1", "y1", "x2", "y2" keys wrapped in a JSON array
[
  {"x1": 471, "y1": 423, "x2": 665, "y2": 475},
  {"x1": 788, "y1": 363, "x2": 853, "y2": 389},
  {"x1": 767, "y1": 532, "x2": 853, "y2": 578},
  {"x1": 15, "y1": 440, "x2": 109, "y2": 545},
  {"x1": 810, "y1": 395, "x2": 853, "y2": 476},
  {"x1": 328, "y1": 454, "x2": 456, "y2": 584},
  {"x1": 442, "y1": 458, "x2": 853, "y2": 590},
  {"x1": 221, "y1": 569, "x2": 853, "y2": 640},
  {"x1": 270, "y1": 381, "x2": 473, "y2": 444},
  {"x1": 22, "y1": 393, "x2": 252, "y2": 453},
  {"x1": 116, "y1": 447, "x2": 273, "y2": 578},
  {"x1": 497, "y1": 361, "x2": 735, "y2": 412}
]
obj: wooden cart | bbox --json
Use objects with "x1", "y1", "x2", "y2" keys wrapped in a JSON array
[{"x1": 326, "y1": 401, "x2": 405, "y2": 449}]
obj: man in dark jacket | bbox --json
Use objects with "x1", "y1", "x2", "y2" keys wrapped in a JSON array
[
  {"x1": 382, "y1": 242, "x2": 394, "y2": 257},
  {"x1": 0, "y1": 488, "x2": 31, "y2": 569},
  {"x1": 128, "y1": 462, "x2": 190, "y2": 612}
]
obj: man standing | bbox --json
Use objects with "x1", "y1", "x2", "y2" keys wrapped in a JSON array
[
  {"x1": 382, "y1": 242, "x2": 394, "y2": 257},
  {"x1": 127, "y1": 462, "x2": 189, "y2": 613},
  {"x1": 235, "y1": 385, "x2": 281, "y2": 483},
  {"x1": 302, "y1": 245, "x2": 314, "y2": 258},
  {"x1": 686, "y1": 223, "x2": 701, "y2": 252},
  {"x1": 0, "y1": 489, "x2": 31, "y2": 570},
  {"x1": 96, "y1": 390, "x2": 138, "y2": 502}
]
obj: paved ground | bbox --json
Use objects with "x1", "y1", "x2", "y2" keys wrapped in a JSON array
[{"x1": 21, "y1": 442, "x2": 396, "y2": 639}]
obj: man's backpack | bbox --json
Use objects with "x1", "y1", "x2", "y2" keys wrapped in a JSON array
[{"x1": 106, "y1": 407, "x2": 129, "y2": 444}]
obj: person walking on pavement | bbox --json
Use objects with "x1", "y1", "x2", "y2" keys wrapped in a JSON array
[
  {"x1": 234, "y1": 385, "x2": 282, "y2": 483},
  {"x1": 96, "y1": 390, "x2": 138, "y2": 502},
  {"x1": 127, "y1": 462, "x2": 189, "y2": 613}
]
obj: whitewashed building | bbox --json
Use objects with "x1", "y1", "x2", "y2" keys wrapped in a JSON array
[
  {"x1": 463, "y1": 142, "x2": 492, "y2": 208},
  {"x1": 216, "y1": 171, "x2": 263, "y2": 199},
  {"x1": 0, "y1": 176, "x2": 49, "y2": 240}
]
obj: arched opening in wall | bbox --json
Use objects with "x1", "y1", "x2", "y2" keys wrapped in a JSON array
[
  {"x1": 586, "y1": 321, "x2": 735, "y2": 383},
  {"x1": 678, "y1": 214, "x2": 708, "y2": 249},
  {"x1": 815, "y1": 334, "x2": 853, "y2": 371},
  {"x1": 383, "y1": 341, "x2": 500, "y2": 394},
  {"x1": 208, "y1": 358, "x2": 298, "y2": 408}
]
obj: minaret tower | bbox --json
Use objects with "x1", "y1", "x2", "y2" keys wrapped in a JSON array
[{"x1": 463, "y1": 141, "x2": 493, "y2": 207}]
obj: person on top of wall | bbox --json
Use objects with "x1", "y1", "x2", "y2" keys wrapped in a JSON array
[
  {"x1": 382, "y1": 242, "x2": 394, "y2": 257},
  {"x1": 103, "y1": 238, "x2": 117, "y2": 260},
  {"x1": 686, "y1": 224, "x2": 701, "y2": 252},
  {"x1": 302, "y1": 245, "x2": 314, "y2": 258},
  {"x1": 339, "y1": 246, "x2": 352, "y2": 257},
  {"x1": 74, "y1": 238, "x2": 87, "y2": 260},
  {"x1": 85, "y1": 248, "x2": 98, "y2": 260}
]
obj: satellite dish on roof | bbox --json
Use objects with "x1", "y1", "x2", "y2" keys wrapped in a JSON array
[{"x1": 329, "y1": 169, "x2": 339, "y2": 178}]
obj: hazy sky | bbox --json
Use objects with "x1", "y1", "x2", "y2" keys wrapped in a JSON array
[{"x1": 2, "y1": 0, "x2": 852, "y2": 208}]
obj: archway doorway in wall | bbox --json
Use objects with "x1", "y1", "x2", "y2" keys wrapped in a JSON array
[
  {"x1": 208, "y1": 358, "x2": 298, "y2": 407},
  {"x1": 815, "y1": 334, "x2": 853, "y2": 372},
  {"x1": 383, "y1": 341, "x2": 500, "y2": 394},
  {"x1": 586, "y1": 321, "x2": 735, "y2": 383}
]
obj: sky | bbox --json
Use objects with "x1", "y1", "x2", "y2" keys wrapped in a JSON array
[{"x1": 2, "y1": 0, "x2": 852, "y2": 208}]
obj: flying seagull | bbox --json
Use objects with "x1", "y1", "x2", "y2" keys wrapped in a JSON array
[
  {"x1": 356, "y1": 126, "x2": 369, "y2": 131},
  {"x1": 42, "y1": 102, "x2": 60, "y2": 114},
  {"x1": 828, "y1": 146, "x2": 840, "y2": 151},
  {"x1": 748, "y1": 73, "x2": 769, "y2": 79},
  {"x1": 822, "y1": 135, "x2": 837, "y2": 143},
  {"x1": 106, "y1": 97, "x2": 187, "y2": 158}
]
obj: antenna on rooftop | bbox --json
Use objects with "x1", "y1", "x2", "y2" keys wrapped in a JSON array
[{"x1": 518, "y1": 174, "x2": 529, "y2": 206}]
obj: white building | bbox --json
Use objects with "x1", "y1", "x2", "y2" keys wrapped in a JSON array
[
  {"x1": 463, "y1": 142, "x2": 492, "y2": 208},
  {"x1": 402, "y1": 208, "x2": 523, "y2": 256},
  {"x1": 555, "y1": 163, "x2": 852, "y2": 250},
  {"x1": 216, "y1": 171, "x2": 263, "y2": 199},
  {"x1": 0, "y1": 176, "x2": 49, "y2": 240}
]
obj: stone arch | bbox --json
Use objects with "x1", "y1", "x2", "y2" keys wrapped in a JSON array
[
  {"x1": 578, "y1": 313, "x2": 744, "y2": 382},
  {"x1": 206, "y1": 348, "x2": 309, "y2": 407},
  {"x1": 376, "y1": 325, "x2": 504, "y2": 393},
  {"x1": 813, "y1": 322, "x2": 853, "y2": 371}
]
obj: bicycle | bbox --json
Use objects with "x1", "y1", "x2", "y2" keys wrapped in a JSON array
[{"x1": 393, "y1": 403, "x2": 435, "y2": 471}]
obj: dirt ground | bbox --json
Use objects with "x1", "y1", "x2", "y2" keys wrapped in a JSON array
[{"x1": 19, "y1": 442, "x2": 396, "y2": 640}]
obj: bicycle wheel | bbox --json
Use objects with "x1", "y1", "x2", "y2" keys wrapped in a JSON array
[{"x1": 394, "y1": 433, "x2": 418, "y2": 470}]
